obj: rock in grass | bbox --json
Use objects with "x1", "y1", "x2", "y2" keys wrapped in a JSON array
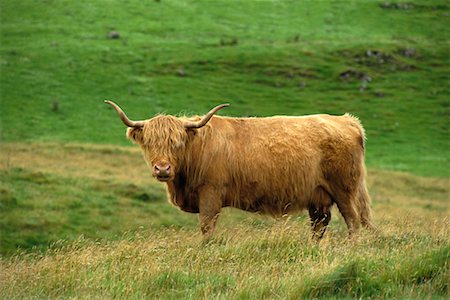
[
  {"x1": 177, "y1": 68, "x2": 187, "y2": 77},
  {"x1": 107, "y1": 31, "x2": 120, "y2": 39}
]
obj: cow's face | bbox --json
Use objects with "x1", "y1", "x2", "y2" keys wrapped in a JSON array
[
  {"x1": 127, "y1": 115, "x2": 189, "y2": 182},
  {"x1": 105, "y1": 100, "x2": 228, "y2": 183}
]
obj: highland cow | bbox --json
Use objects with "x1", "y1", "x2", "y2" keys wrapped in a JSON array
[{"x1": 105, "y1": 101, "x2": 373, "y2": 239}]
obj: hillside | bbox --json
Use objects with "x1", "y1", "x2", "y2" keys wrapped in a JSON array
[{"x1": 0, "y1": 0, "x2": 449, "y2": 176}]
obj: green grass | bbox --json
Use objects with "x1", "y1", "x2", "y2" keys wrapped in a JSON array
[
  {"x1": 0, "y1": 143, "x2": 198, "y2": 255},
  {"x1": 1, "y1": 0, "x2": 449, "y2": 176},
  {"x1": 0, "y1": 167, "x2": 187, "y2": 254}
]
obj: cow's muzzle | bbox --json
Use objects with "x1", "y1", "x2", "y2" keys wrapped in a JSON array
[{"x1": 153, "y1": 164, "x2": 172, "y2": 182}]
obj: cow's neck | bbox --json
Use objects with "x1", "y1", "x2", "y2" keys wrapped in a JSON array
[
  {"x1": 165, "y1": 132, "x2": 211, "y2": 213},
  {"x1": 166, "y1": 169, "x2": 199, "y2": 213}
]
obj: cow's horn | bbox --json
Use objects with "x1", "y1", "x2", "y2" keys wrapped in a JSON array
[
  {"x1": 104, "y1": 100, "x2": 145, "y2": 128},
  {"x1": 184, "y1": 103, "x2": 230, "y2": 129}
]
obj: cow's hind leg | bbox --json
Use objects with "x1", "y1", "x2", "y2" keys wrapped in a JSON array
[
  {"x1": 308, "y1": 187, "x2": 332, "y2": 240},
  {"x1": 308, "y1": 206, "x2": 331, "y2": 240},
  {"x1": 334, "y1": 190, "x2": 361, "y2": 236}
]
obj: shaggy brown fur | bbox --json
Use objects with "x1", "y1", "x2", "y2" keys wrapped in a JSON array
[{"x1": 123, "y1": 108, "x2": 374, "y2": 239}]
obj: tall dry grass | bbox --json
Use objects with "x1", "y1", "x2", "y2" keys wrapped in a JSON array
[{"x1": 1, "y1": 215, "x2": 448, "y2": 299}]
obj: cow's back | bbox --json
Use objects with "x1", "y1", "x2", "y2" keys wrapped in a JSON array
[{"x1": 188, "y1": 114, "x2": 365, "y2": 215}]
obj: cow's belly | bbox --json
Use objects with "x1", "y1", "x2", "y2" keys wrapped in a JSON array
[{"x1": 228, "y1": 194, "x2": 308, "y2": 216}]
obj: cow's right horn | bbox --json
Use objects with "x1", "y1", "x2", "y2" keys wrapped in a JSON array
[
  {"x1": 105, "y1": 100, "x2": 145, "y2": 128},
  {"x1": 184, "y1": 103, "x2": 230, "y2": 129}
]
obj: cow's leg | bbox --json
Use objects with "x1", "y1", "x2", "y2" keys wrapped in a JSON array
[
  {"x1": 330, "y1": 186, "x2": 361, "y2": 236},
  {"x1": 198, "y1": 187, "x2": 222, "y2": 240},
  {"x1": 308, "y1": 186, "x2": 333, "y2": 239},
  {"x1": 308, "y1": 205, "x2": 331, "y2": 240},
  {"x1": 199, "y1": 211, "x2": 220, "y2": 240},
  {"x1": 335, "y1": 195, "x2": 360, "y2": 236}
]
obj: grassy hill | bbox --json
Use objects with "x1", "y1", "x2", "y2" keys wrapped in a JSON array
[
  {"x1": 1, "y1": 0, "x2": 449, "y2": 176},
  {"x1": 0, "y1": 0, "x2": 449, "y2": 298}
]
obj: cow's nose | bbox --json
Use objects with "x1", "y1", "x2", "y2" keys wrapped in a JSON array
[{"x1": 154, "y1": 164, "x2": 171, "y2": 177}]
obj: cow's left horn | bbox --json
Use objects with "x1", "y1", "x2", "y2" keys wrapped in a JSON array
[
  {"x1": 184, "y1": 103, "x2": 230, "y2": 129},
  {"x1": 104, "y1": 100, "x2": 145, "y2": 127}
]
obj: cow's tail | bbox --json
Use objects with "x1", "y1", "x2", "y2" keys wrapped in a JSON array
[
  {"x1": 345, "y1": 113, "x2": 375, "y2": 230},
  {"x1": 357, "y1": 176, "x2": 375, "y2": 230}
]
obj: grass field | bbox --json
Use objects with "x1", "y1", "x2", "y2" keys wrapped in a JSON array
[{"x1": 0, "y1": 0, "x2": 449, "y2": 298}]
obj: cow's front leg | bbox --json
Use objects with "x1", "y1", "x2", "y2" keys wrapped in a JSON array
[{"x1": 198, "y1": 187, "x2": 222, "y2": 240}]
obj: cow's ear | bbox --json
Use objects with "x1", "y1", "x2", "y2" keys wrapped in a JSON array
[
  {"x1": 186, "y1": 128, "x2": 198, "y2": 137},
  {"x1": 127, "y1": 127, "x2": 144, "y2": 144}
]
